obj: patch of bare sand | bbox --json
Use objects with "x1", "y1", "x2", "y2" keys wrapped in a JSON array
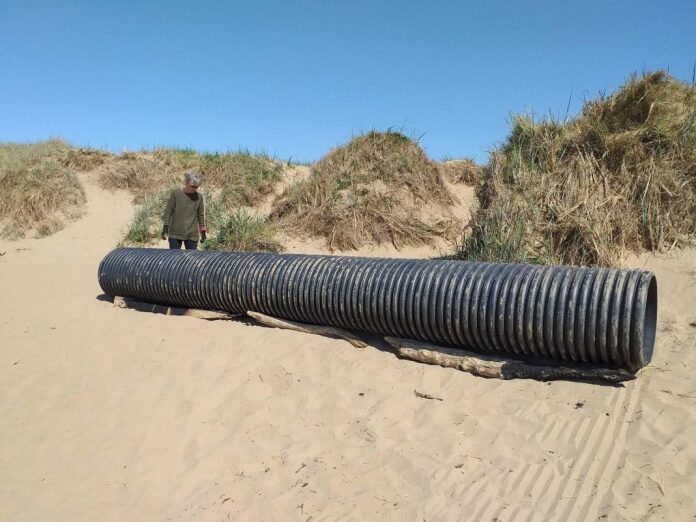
[{"x1": 0, "y1": 177, "x2": 694, "y2": 521}]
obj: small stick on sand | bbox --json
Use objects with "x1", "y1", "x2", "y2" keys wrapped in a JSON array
[
  {"x1": 414, "y1": 390, "x2": 444, "y2": 401},
  {"x1": 385, "y1": 337, "x2": 635, "y2": 383},
  {"x1": 113, "y1": 296, "x2": 239, "y2": 320},
  {"x1": 246, "y1": 311, "x2": 367, "y2": 348}
]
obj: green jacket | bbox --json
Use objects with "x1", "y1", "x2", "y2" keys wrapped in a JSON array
[{"x1": 162, "y1": 189, "x2": 206, "y2": 241}]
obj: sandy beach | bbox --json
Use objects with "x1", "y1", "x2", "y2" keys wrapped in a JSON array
[{"x1": 1, "y1": 175, "x2": 694, "y2": 521}]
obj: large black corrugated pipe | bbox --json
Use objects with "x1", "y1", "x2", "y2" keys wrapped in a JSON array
[{"x1": 98, "y1": 248, "x2": 657, "y2": 371}]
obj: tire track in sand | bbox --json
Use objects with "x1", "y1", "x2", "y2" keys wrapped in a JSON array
[
  {"x1": 579, "y1": 375, "x2": 645, "y2": 519},
  {"x1": 476, "y1": 415, "x2": 584, "y2": 521},
  {"x1": 552, "y1": 379, "x2": 640, "y2": 521},
  {"x1": 500, "y1": 414, "x2": 595, "y2": 521}
]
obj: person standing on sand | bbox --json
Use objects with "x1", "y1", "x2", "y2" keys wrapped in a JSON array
[{"x1": 161, "y1": 171, "x2": 208, "y2": 250}]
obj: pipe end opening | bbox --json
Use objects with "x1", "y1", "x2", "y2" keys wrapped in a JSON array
[{"x1": 639, "y1": 274, "x2": 658, "y2": 368}]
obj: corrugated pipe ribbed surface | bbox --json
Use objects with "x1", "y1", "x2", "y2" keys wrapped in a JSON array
[{"x1": 99, "y1": 248, "x2": 657, "y2": 371}]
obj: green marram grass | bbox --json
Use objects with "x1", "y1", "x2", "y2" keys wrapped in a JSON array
[
  {"x1": 119, "y1": 188, "x2": 176, "y2": 246},
  {"x1": 202, "y1": 204, "x2": 283, "y2": 253}
]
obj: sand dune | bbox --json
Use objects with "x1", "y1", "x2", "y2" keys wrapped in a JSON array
[{"x1": 1, "y1": 175, "x2": 694, "y2": 521}]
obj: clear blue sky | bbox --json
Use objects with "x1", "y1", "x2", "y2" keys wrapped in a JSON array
[{"x1": 1, "y1": 1, "x2": 694, "y2": 163}]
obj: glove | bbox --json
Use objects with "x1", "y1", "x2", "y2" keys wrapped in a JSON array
[
  {"x1": 201, "y1": 231, "x2": 207, "y2": 242},
  {"x1": 161, "y1": 225, "x2": 169, "y2": 240}
]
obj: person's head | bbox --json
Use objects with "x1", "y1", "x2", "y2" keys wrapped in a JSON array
[{"x1": 184, "y1": 171, "x2": 202, "y2": 192}]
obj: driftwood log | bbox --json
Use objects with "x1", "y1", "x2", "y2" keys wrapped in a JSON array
[
  {"x1": 113, "y1": 296, "x2": 239, "y2": 320},
  {"x1": 246, "y1": 311, "x2": 367, "y2": 348},
  {"x1": 111, "y1": 298, "x2": 632, "y2": 383},
  {"x1": 385, "y1": 337, "x2": 635, "y2": 383}
]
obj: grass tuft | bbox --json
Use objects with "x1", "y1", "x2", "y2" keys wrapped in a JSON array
[
  {"x1": 119, "y1": 189, "x2": 175, "y2": 246},
  {"x1": 203, "y1": 205, "x2": 283, "y2": 252}
]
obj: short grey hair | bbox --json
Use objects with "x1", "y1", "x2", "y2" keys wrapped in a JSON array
[{"x1": 184, "y1": 171, "x2": 202, "y2": 186}]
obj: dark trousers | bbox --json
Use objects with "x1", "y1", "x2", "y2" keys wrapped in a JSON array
[{"x1": 168, "y1": 238, "x2": 198, "y2": 250}]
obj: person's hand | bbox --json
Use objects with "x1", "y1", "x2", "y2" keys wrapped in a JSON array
[
  {"x1": 161, "y1": 232, "x2": 167, "y2": 240},
  {"x1": 161, "y1": 225, "x2": 169, "y2": 241},
  {"x1": 201, "y1": 231, "x2": 207, "y2": 242}
]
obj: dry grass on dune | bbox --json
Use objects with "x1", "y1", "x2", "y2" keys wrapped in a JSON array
[
  {"x1": 0, "y1": 138, "x2": 287, "y2": 249},
  {"x1": 438, "y1": 158, "x2": 484, "y2": 185},
  {"x1": 96, "y1": 152, "x2": 166, "y2": 201},
  {"x1": 61, "y1": 147, "x2": 112, "y2": 172},
  {"x1": 459, "y1": 71, "x2": 696, "y2": 266},
  {"x1": 271, "y1": 131, "x2": 458, "y2": 251},
  {"x1": 97, "y1": 148, "x2": 284, "y2": 206},
  {"x1": 0, "y1": 140, "x2": 87, "y2": 239}
]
